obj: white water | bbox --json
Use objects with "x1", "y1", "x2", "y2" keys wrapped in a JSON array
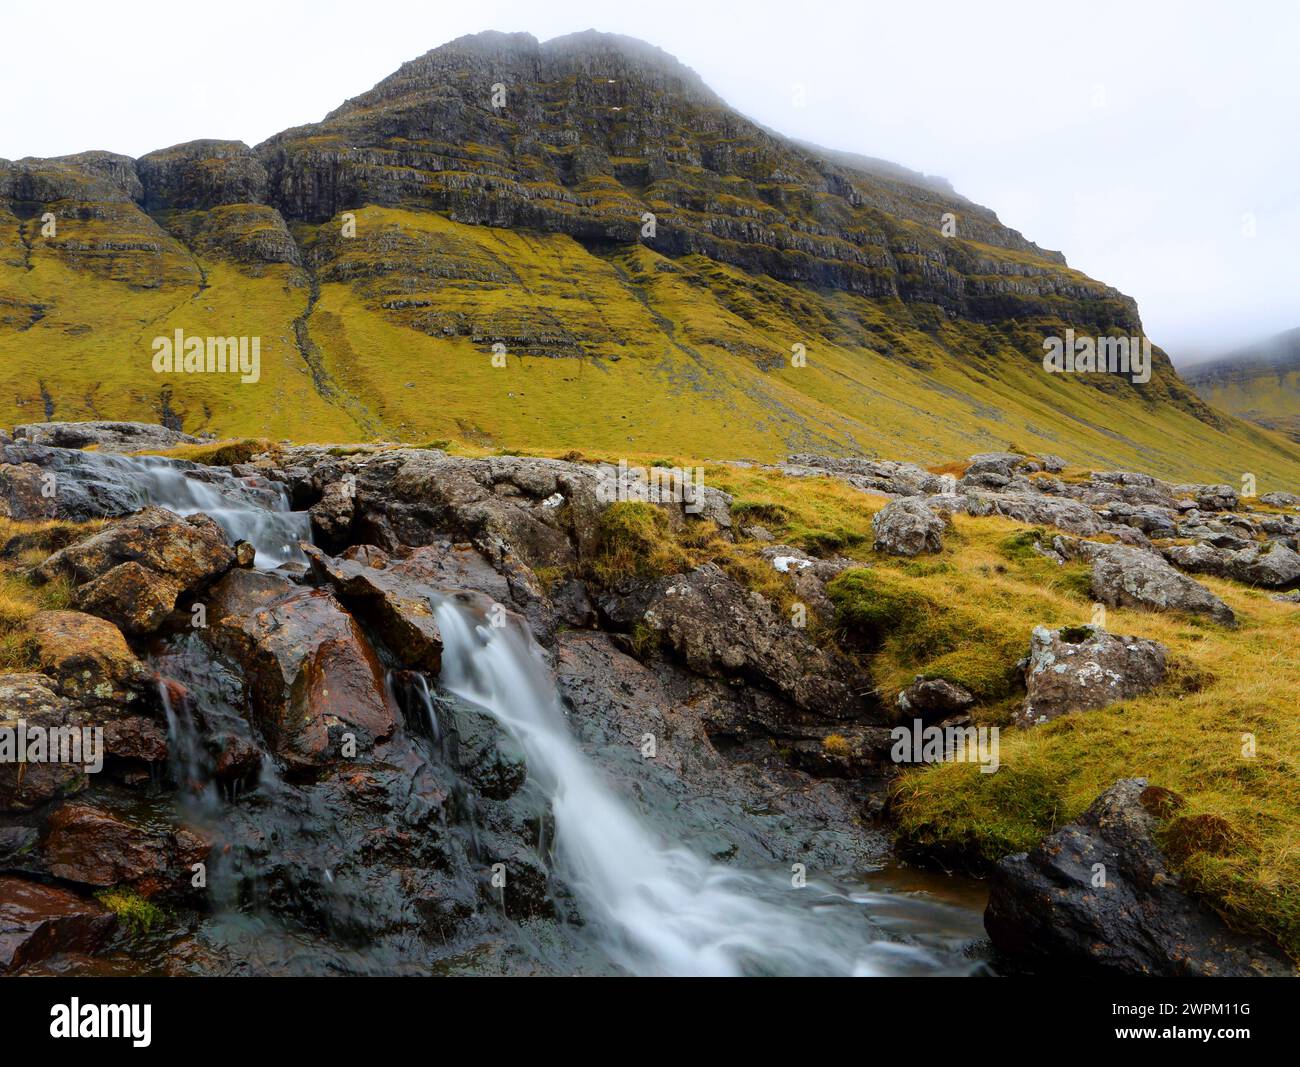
[
  {"x1": 75, "y1": 450, "x2": 980, "y2": 974},
  {"x1": 75, "y1": 452, "x2": 310, "y2": 567},
  {"x1": 433, "y1": 595, "x2": 980, "y2": 977}
]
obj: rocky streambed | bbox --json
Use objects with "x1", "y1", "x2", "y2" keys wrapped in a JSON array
[{"x1": 1, "y1": 422, "x2": 1297, "y2": 976}]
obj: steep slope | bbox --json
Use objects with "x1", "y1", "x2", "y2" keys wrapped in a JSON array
[
  {"x1": 1183, "y1": 328, "x2": 1300, "y2": 443},
  {"x1": 1, "y1": 30, "x2": 1298, "y2": 487}
]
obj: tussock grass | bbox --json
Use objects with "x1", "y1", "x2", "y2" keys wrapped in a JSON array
[{"x1": 0, "y1": 517, "x2": 87, "y2": 672}]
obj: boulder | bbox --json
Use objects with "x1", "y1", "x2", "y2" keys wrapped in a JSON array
[
  {"x1": 960, "y1": 492, "x2": 1103, "y2": 535},
  {"x1": 871, "y1": 498, "x2": 945, "y2": 556},
  {"x1": 71, "y1": 562, "x2": 182, "y2": 635},
  {"x1": 960, "y1": 452, "x2": 1028, "y2": 488},
  {"x1": 0, "y1": 876, "x2": 116, "y2": 974},
  {"x1": 11, "y1": 421, "x2": 201, "y2": 453},
  {"x1": 1228, "y1": 542, "x2": 1300, "y2": 588},
  {"x1": 985, "y1": 779, "x2": 1295, "y2": 975},
  {"x1": 303, "y1": 544, "x2": 442, "y2": 671},
  {"x1": 36, "y1": 506, "x2": 235, "y2": 633},
  {"x1": 638, "y1": 563, "x2": 871, "y2": 720},
  {"x1": 43, "y1": 799, "x2": 211, "y2": 895},
  {"x1": 1170, "y1": 483, "x2": 1238, "y2": 512},
  {"x1": 896, "y1": 676, "x2": 975, "y2": 722},
  {"x1": 204, "y1": 569, "x2": 399, "y2": 772},
  {"x1": 0, "y1": 674, "x2": 87, "y2": 812},
  {"x1": 1259, "y1": 491, "x2": 1300, "y2": 509},
  {"x1": 27, "y1": 610, "x2": 148, "y2": 704},
  {"x1": 1017, "y1": 625, "x2": 1168, "y2": 727},
  {"x1": 1088, "y1": 544, "x2": 1235, "y2": 625}
]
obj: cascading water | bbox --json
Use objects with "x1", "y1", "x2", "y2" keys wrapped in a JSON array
[
  {"x1": 68, "y1": 450, "x2": 310, "y2": 566},
  {"x1": 53, "y1": 447, "x2": 983, "y2": 975},
  {"x1": 433, "y1": 595, "x2": 984, "y2": 977}
]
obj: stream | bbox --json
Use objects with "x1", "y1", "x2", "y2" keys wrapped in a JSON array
[{"x1": 72, "y1": 451, "x2": 991, "y2": 976}]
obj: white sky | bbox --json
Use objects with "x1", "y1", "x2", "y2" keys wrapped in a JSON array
[{"x1": 2, "y1": 0, "x2": 1295, "y2": 363}]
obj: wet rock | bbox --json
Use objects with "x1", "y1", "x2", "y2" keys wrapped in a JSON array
[
  {"x1": 553, "y1": 630, "x2": 889, "y2": 870},
  {"x1": 1017, "y1": 625, "x2": 1168, "y2": 727},
  {"x1": 638, "y1": 563, "x2": 871, "y2": 720},
  {"x1": 985, "y1": 779, "x2": 1295, "y2": 975},
  {"x1": 896, "y1": 676, "x2": 975, "y2": 723},
  {"x1": 11, "y1": 421, "x2": 202, "y2": 453},
  {"x1": 28, "y1": 610, "x2": 148, "y2": 704},
  {"x1": 304, "y1": 544, "x2": 442, "y2": 672},
  {"x1": 101, "y1": 716, "x2": 169, "y2": 764},
  {"x1": 1087, "y1": 543, "x2": 1235, "y2": 625},
  {"x1": 0, "y1": 674, "x2": 87, "y2": 812},
  {"x1": 309, "y1": 479, "x2": 356, "y2": 544},
  {"x1": 871, "y1": 498, "x2": 945, "y2": 556},
  {"x1": 447, "y1": 703, "x2": 527, "y2": 800},
  {"x1": 0, "y1": 876, "x2": 116, "y2": 974},
  {"x1": 205, "y1": 569, "x2": 399, "y2": 772},
  {"x1": 43, "y1": 799, "x2": 211, "y2": 896},
  {"x1": 36, "y1": 506, "x2": 235, "y2": 633}
]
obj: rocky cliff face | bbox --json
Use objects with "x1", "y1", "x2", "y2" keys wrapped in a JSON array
[
  {"x1": 1183, "y1": 327, "x2": 1300, "y2": 442},
  {"x1": 1, "y1": 30, "x2": 1291, "y2": 483}
]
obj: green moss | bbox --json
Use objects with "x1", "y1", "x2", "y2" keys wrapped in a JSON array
[
  {"x1": 95, "y1": 888, "x2": 166, "y2": 936},
  {"x1": 998, "y1": 528, "x2": 1048, "y2": 562},
  {"x1": 589, "y1": 501, "x2": 689, "y2": 583},
  {"x1": 895, "y1": 763, "x2": 1070, "y2": 862}
]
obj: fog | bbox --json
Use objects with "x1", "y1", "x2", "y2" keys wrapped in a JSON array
[{"x1": 2, "y1": 0, "x2": 1295, "y2": 363}]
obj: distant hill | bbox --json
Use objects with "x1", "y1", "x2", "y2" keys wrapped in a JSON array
[
  {"x1": 2, "y1": 29, "x2": 1298, "y2": 483},
  {"x1": 1183, "y1": 328, "x2": 1300, "y2": 443}
]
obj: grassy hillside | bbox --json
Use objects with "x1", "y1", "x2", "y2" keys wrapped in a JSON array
[
  {"x1": 4, "y1": 200, "x2": 1300, "y2": 488},
  {"x1": 1184, "y1": 328, "x2": 1300, "y2": 444}
]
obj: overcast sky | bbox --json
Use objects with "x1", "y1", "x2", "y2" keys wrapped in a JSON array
[{"x1": 3, "y1": 0, "x2": 1295, "y2": 363}]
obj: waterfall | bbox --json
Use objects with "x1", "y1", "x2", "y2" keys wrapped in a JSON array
[
  {"x1": 65, "y1": 451, "x2": 310, "y2": 566},
  {"x1": 54, "y1": 446, "x2": 982, "y2": 974},
  {"x1": 432, "y1": 595, "x2": 981, "y2": 977}
]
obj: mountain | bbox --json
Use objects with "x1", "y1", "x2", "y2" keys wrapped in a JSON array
[
  {"x1": 2, "y1": 29, "x2": 1298, "y2": 483},
  {"x1": 1183, "y1": 328, "x2": 1300, "y2": 443}
]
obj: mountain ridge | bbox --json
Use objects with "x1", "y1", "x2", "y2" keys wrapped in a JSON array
[{"x1": 2, "y1": 29, "x2": 1297, "y2": 485}]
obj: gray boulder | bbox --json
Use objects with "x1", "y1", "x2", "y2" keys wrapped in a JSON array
[
  {"x1": 11, "y1": 421, "x2": 201, "y2": 453},
  {"x1": 896, "y1": 676, "x2": 974, "y2": 722},
  {"x1": 1088, "y1": 543, "x2": 1235, "y2": 625},
  {"x1": 871, "y1": 498, "x2": 945, "y2": 556},
  {"x1": 985, "y1": 779, "x2": 1294, "y2": 975},
  {"x1": 1017, "y1": 625, "x2": 1167, "y2": 727}
]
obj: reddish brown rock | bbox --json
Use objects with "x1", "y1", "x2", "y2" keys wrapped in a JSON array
[
  {"x1": 304, "y1": 544, "x2": 442, "y2": 671},
  {"x1": 36, "y1": 505, "x2": 235, "y2": 634},
  {"x1": 43, "y1": 801, "x2": 210, "y2": 895},
  {"x1": 101, "y1": 716, "x2": 169, "y2": 763},
  {"x1": 205, "y1": 569, "x2": 398, "y2": 772},
  {"x1": 71, "y1": 561, "x2": 182, "y2": 635},
  {"x1": 28, "y1": 610, "x2": 148, "y2": 703},
  {"x1": 0, "y1": 876, "x2": 116, "y2": 974}
]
